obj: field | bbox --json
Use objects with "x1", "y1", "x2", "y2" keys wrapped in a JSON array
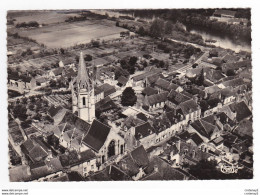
[
  {"x1": 8, "y1": 11, "x2": 80, "y2": 25},
  {"x1": 18, "y1": 20, "x2": 128, "y2": 48}
]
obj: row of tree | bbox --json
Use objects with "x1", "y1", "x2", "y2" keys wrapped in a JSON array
[
  {"x1": 16, "y1": 21, "x2": 39, "y2": 28},
  {"x1": 184, "y1": 15, "x2": 251, "y2": 42}
]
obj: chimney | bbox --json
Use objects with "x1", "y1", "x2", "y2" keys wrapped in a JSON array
[
  {"x1": 26, "y1": 166, "x2": 31, "y2": 176},
  {"x1": 78, "y1": 153, "x2": 81, "y2": 159},
  {"x1": 109, "y1": 165, "x2": 112, "y2": 175},
  {"x1": 65, "y1": 149, "x2": 69, "y2": 156},
  {"x1": 154, "y1": 165, "x2": 158, "y2": 172},
  {"x1": 177, "y1": 140, "x2": 181, "y2": 152}
]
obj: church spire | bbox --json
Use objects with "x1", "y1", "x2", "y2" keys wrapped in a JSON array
[{"x1": 77, "y1": 52, "x2": 89, "y2": 89}]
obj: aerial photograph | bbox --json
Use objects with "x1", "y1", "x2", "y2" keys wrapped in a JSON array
[{"x1": 7, "y1": 9, "x2": 253, "y2": 182}]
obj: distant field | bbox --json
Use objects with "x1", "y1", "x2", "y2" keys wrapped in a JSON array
[
  {"x1": 18, "y1": 20, "x2": 128, "y2": 48},
  {"x1": 8, "y1": 11, "x2": 80, "y2": 25}
]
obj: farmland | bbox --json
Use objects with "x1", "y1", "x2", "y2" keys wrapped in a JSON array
[
  {"x1": 8, "y1": 11, "x2": 81, "y2": 25},
  {"x1": 17, "y1": 20, "x2": 128, "y2": 48}
]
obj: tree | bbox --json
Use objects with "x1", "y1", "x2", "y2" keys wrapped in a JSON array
[
  {"x1": 114, "y1": 67, "x2": 129, "y2": 80},
  {"x1": 138, "y1": 26, "x2": 146, "y2": 36},
  {"x1": 13, "y1": 104, "x2": 27, "y2": 121},
  {"x1": 150, "y1": 18, "x2": 164, "y2": 38},
  {"x1": 91, "y1": 39, "x2": 100, "y2": 47},
  {"x1": 60, "y1": 48, "x2": 65, "y2": 54},
  {"x1": 129, "y1": 56, "x2": 138, "y2": 66},
  {"x1": 164, "y1": 21, "x2": 173, "y2": 34},
  {"x1": 49, "y1": 79, "x2": 57, "y2": 88},
  {"x1": 84, "y1": 54, "x2": 92, "y2": 61},
  {"x1": 226, "y1": 69, "x2": 236, "y2": 76},
  {"x1": 195, "y1": 68, "x2": 205, "y2": 86},
  {"x1": 121, "y1": 87, "x2": 137, "y2": 106}
]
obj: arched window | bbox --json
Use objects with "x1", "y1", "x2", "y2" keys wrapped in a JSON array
[
  {"x1": 83, "y1": 97, "x2": 86, "y2": 106},
  {"x1": 108, "y1": 140, "x2": 115, "y2": 158}
]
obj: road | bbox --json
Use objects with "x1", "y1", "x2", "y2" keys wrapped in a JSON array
[
  {"x1": 176, "y1": 50, "x2": 209, "y2": 74},
  {"x1": 169, "y1": 38, "x2": 210, "y2": 52}
]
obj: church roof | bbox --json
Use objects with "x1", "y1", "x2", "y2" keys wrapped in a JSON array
[
  {"x1": 82, "y1": 119, "x2": 111, "y2": 152},
  {"x1": 76, "y1": 52, "x2": 92, "y2": 90}
]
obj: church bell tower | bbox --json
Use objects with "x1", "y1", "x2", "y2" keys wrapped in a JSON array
[{"x1": 71, "y1": 52, "x2": 95, "y2": 123}]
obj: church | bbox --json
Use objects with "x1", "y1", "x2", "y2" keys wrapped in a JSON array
[
  {"x1": 50, "y1": 52, "x2": 125, "y2": 168},
  {"x1": 70, "y1": 52, "x2": 104, "y2": 123}
]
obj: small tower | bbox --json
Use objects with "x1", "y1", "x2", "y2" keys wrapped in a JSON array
[{"x1": 71, "y1": 52, "x2": 96, "y2": 123}]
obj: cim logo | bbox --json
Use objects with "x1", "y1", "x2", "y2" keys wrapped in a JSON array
[{"x1": 220, "y1": 164, "x2": 243, "y2": 174}]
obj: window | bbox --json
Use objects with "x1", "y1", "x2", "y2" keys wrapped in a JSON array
[
  {"x1": 84, "y1": 167, "x2": 87, "y2": 172},
  {"x1": 91, "y1": 165, "x2": 94, "y2": 170},
  {"x1": 83, "y1": 97, "x2": 86, "y2": 106}
]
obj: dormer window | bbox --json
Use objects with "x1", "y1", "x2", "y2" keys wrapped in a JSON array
[{"x1": 138, "y1": 133, "x2": 143, "y2": 139}]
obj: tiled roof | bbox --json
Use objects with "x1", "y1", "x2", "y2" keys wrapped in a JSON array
[
  {"x1": 130, "y1": 145, "x2": 149, "y2": 168},
  {"x1": 232, "y1": 141, "x2": 248, "y2": 154},
  {"x1": 142, "y1": 171, "x2": 163, "y2": 180},
  {"x1": 96, "y1": 96, "x2": 117, "y2": 112},
  {"x1": 148, "y1": 156, "x2": 186, "y2": 180},
  {"x1": 179, "y1": 99, "x2": 199, "y2": 115},
  {"x1": 168, "y1": 90, "x2": 191, "y2": 105},
  {"x1": 210, "y1": 136, "x2": 224, "y2": 146},
  {"x1": 30, "y1": 162, "x2": 50, "y2": 179},
  {"x1": 168, "y1": 83, "x2": 181, "y2": 91},
  {"x1": 21, "y1": 138, "x2": 49, "y2": 163},
  {"x1": 205, "y1": 69, "x2": 224, "y2": 83},
  {"x1": 117, "y1": 76, "x2": 128, "y2": 85},
  {"x1": 52, "y1": 67, "x2": 63, "y2": 76},
  {"x1": 146, "y1": 73, "x2": 160, "y2": 86},
  {"x1": 59, "y1": 149, "x2": 96, "y2": 167},
  {"x1": 142, "y1": 86, "x2": 158, "y2": 96},
  {"x1": 222, "y1": 78, "x2": 245, "y2": 88},
  {"x1": 220, "y1": 87, "x2": 236, "y2": 98},
  {"x1": 123, "y1": 116, "x2": 145, "y2": 129},
  {"x1": 118, "y1": 156, "x2": 140, "y2": 177},
  {"x1": 136, "y1": 112, "x2": 148, "y2": 122},
  {"x1": 189, "y1": 133, "x2": 204, "y2": 146},
  {"x1": 190, "y1": 120, "x2": 216, "y2": 139},
  {"x1": 147, "y1": 92, "x2": 168, "y2": 106},
  {"x1": 82, "y1": 119, "x2": 111, "y2": 152},
  {"x1": 154, "y1": 78, "x2": 171, "y2": 91},
  {"x1": 229, "y1": 101, "x2": 252, "y2": 122},
  {"x1": 48, "y1": 105, "x2": 63, "y2": 118},
  {"x1": 97, "y1": 83, "x2": 116, "y2": 97},
  {"x1": 178, "y1": 131, "x2": 191, "y2": 141},
  {"x1": 67, "y1": 171, "x2": 85, "y2": 181},
  {"x1": 59, "y1": 111, "x2": 91, "y2": 133},
  {"x1": 135, "y1": 122, "x2": 155, "y2": 140},
  {"x1": 233, "y1": 120, "x2": 253, "y2": 139},
  {"x1": 107, "y1": 165, "x2": 131, "y2": 181},
  {"x1": 204, "y1": 85, "x2": 221, "y2": 95}
]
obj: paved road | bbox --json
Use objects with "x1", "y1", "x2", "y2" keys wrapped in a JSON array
[{"x1": 177, "y1": 51, "x2": 209, "y2": 73}]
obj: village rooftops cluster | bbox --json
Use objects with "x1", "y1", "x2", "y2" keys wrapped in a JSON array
[{"x1": 8, "y1": 12, "x2": 252, "y2": 181}]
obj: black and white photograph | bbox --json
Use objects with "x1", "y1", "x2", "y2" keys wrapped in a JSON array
[
  {"x1": 1, "y1": 0, "x2": 260, "y2": 194},
  {"x1": 5, "y1": 8, "x2": 253, "y2": 182}
]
